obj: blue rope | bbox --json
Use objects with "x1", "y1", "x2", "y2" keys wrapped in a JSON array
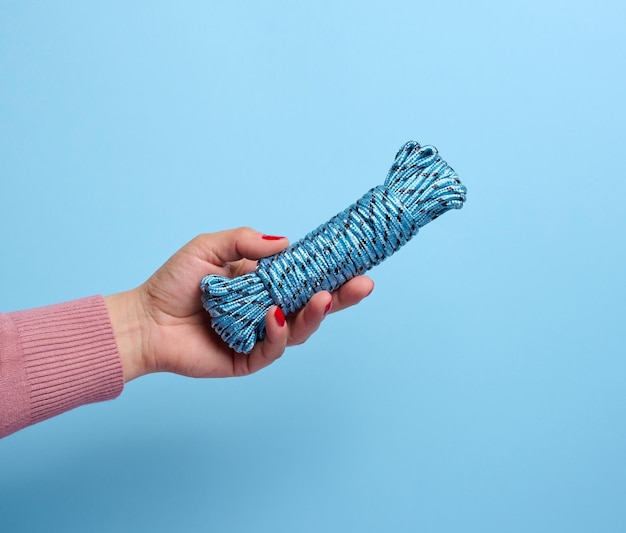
[{"x1": 201, "y1": 141, "x2": 467, "y2": 354}]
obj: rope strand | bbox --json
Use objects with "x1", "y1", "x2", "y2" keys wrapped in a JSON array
[{"x1": 201, "y1": 141, "x2": 467, "y2": 354}]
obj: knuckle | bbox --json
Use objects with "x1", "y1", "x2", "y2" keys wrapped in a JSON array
[{"x1": 236, "y1": 226, "x2": 256, "y2": 238}]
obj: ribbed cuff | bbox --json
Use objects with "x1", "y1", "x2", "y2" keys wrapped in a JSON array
[{"x1": 7, "y1": 296, "x2": 124, "y2": 431}]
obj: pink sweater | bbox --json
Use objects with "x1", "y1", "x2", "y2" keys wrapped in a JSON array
[{"x1": 0, "y1": 296, "x2": 124, "y2": 438}]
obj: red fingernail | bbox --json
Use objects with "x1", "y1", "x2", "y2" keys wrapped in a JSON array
[
  {"x1": 262, "y1": 234, "x2": 286, "y2": 241},
  {"x1": 274, "y1": 307, "x2": 286, "y2": 327},
  {"x1": 324, "y1": 300, "x2": 333, "y2": 316}
]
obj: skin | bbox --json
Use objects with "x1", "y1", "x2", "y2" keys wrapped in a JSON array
[{"x1": 105, "y1": 227, "x2": 374, "y2": 382}]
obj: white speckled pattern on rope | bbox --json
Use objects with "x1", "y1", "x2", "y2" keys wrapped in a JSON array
[{"x1": 201, "y1": 141, "x2": 467, "y2": 353}]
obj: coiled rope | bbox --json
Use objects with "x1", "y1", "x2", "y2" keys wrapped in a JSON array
[{"x1": 201, "y1": 140, "x2": 467, "y2": 353}]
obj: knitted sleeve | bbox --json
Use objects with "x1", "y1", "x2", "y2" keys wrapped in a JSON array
[{"x1": 0, "y1": 296, "x2": 124, "y2": 438}]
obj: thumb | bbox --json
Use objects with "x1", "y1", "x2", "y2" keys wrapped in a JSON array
[{"x1": 199, "y1": 227, "x2": 289, "y2": 263}]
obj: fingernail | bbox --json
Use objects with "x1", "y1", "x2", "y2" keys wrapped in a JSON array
[
  {"x1": 262, "y1": 234, "x2": 286, "y2": 241},
  {"x1": 323, "y1": 300, "x2": 333, "y2": 316},
  {"x1": 274, "y1": 307, "x2": 286, "y2": 327}
]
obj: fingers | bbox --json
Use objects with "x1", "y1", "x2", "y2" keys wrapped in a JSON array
[
  {"x1": 231, "y1": 276, "x2": 374, "y2": 375},
  {"x1": 328, "y1": 276, "x2": 374, "y2": 313},
  {"x1": 194, "y1": 227, "x2": 290, "y2": 265},
  {"x1": 286, "y1": 276, "x2": 374, "y2": 346},
  {"x1": 287, "y1": 291, "x2": 333, "y2": 346},
  {"x1": 234, "y1": 294, "x2": 332, "y2": 375},
  {"x1": 244, "y1": 306, "x2": 289, "y2": 374}
]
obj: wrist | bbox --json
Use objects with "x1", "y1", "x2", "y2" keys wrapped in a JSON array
[{"x1": 105, "y1": 290, "x2": 148, "y2": 382}]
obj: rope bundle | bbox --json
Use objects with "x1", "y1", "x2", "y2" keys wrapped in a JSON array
[{"x1": 201, "y1": 141, "x2": 467, "y2": 353}]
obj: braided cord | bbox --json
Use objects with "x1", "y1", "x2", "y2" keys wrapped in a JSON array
[
  {"x1": 257, "y1": 185, "x2": 417, "y2": 314},
  {"x1": 201, "y1": 141, "x2": 467, "y2": 354}
]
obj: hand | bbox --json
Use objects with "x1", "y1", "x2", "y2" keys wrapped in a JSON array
[{"x1": 105, "y1": 227, "x2": 374, "y2": 381}]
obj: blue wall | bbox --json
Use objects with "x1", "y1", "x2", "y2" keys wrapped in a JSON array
[{"x1": 1, "y1": 1, "x2": 625, "y2": 531}]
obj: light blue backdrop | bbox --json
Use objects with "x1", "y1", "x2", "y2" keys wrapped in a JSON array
[{"x1": 1, "y1": 1, "x2": 625, "y2": 531}]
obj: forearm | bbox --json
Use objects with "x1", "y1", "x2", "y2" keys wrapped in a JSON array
[{"x1": 1, "y1": 296, "x2": 124, "y2": 438}]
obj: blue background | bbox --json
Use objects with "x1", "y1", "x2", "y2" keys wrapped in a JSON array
[{"x1": 1, "y1": 1, "x2": 625, "y2": 531}]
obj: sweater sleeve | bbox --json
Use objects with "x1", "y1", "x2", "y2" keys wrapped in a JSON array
[{"x1": 0, "y1": 295, "x2": 124, "y2": 438}]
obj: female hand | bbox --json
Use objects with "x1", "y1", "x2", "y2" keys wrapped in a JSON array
[{"x1": 105, "y1": 227, "x2": 374, "y2": 381}]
